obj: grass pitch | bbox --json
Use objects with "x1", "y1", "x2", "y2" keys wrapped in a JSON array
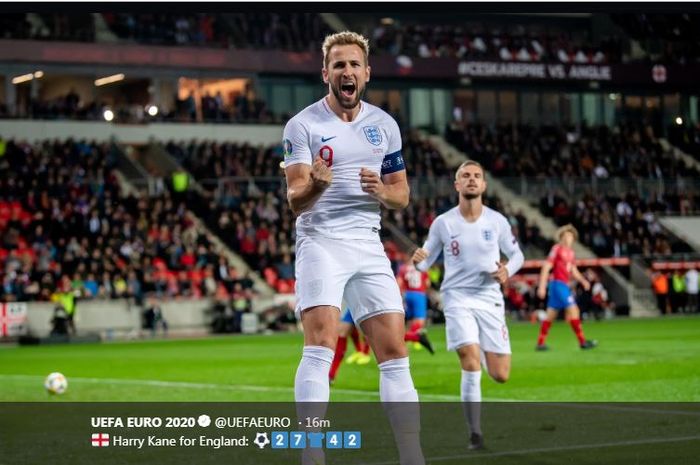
[{"x1": 1, "y1": 316, "x2": 699, "y2": 402}]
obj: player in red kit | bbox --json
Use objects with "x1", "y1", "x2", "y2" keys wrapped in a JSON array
[
  {"x1": 329, "y1": 309, "x2": 371, "y2": 384},
  {"x1": 397, "y1": 259, "x2": 434, "y2": 354},
  {"x1": 536, "y1": 224, "x2": 597, "y2": 351}
]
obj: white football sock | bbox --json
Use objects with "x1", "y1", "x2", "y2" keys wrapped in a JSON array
[
  {"x1": 295, "y1": 346, "x2": 334, "y2": 465},
  {"x1": 294, "y1": 345, "x2": 334, "y2": 402},
  {"x1": 461, "y1": 369, "x2": 482, "y2": 435},
  {"x1": 379, "y1": 357, "x2": 425, "y2": 465},
  {"x1": 379, "y1": 357, "x2": 418, "y2": 401}
]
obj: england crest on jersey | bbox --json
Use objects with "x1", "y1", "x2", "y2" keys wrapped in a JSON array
[
  {"x1": 482, "y1": 229, "x2": 494, "y2": 242},
  {"x1": 363, "y1": 126, "x2": 382, "y2": 146}
]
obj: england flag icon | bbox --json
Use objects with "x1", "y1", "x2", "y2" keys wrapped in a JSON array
[{"x1": 91, "y1": 433, "x2": 110, "y2": 447}]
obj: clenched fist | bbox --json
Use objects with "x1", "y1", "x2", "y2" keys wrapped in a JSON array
[
  {"x1": 359, "y1": 168, "x2": 385, "y2": 198},
  {"x1": 490, "y1": 261, "x2": 510, "y2": 285},
  {"x1": 412, "y1": 247, "x2": 428, "y2": 265},
  {"x1": 311, "y1": 155, "x2": 332, "y2": 190}
]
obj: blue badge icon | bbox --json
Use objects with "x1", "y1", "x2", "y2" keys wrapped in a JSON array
[
  {"x1": 307, "y1": 432, "x2": 324, "y2": 448},
  {"x1": 363, "y1": 126, "x2": 382, "y2": 146},
  {"x1": 343, "y1": 431, "x2": 362, "y2": 449},
  {"x1": 289, "y1": 432, "x2": 306, "y2": 449},
  {"x1": 325, "y1": 432, "x2": 342, "y2": 449},
  {"x1": 271, "y1": 432, "x2": 288, "y2": 449}
]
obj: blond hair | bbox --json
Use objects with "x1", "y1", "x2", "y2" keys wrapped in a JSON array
[
  {"x1": 556, "y1": 224, "x2": 579, "y2": 241},
  {"x1": 322, "y1": 31, "x2": 370, "y2": 67},
  {"x1": 455, "y1": 160, "x2": 484, "y2": 180}
]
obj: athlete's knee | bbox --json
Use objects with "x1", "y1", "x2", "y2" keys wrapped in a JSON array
[
  {"x1": 316, "y1": 336, "x2": 338, "y2": 350},
  {"x1": 458, "y1": 356, "x2": 481, "y2": 372},
  {"x1": 457, "y1": 344, "x2": 481, "y2": 371},
  {"x1": 302, "y1": 308, "x2": 339, "y2": 348},
  {"x1": 488, "y1": 367, "x2": 510, "y2": 384},
  {"x1": 304, "y1": 332, "x2": 337, "y2": 350},
  {"x1": 373, "y1": 344, "x2": 408, "y2": 364}
]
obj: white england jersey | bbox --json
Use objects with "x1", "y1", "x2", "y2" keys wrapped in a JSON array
[
  {"x1": 416, "y1": 206, "x2": 524, "y2": 310},
  {"x1": 283, "y1": 98, "x2": 404, "y2": 239}
]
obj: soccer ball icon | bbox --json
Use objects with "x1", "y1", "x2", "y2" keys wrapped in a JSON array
[
  {"x1": 253, "y1": 432, "x2": 270, "y2": 449},
  {"x1": 44, "y1": 372, "x2": 68, "y2": 395}
]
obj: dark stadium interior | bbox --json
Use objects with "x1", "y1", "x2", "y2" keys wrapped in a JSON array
[
  {"x1": 1, "y1": 15, "x2": 700, "y2": 463},
  {"x1": 1, "y1": 10, "x2": 699, "y2": 322}
]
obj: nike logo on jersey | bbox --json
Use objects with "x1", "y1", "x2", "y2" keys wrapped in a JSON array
[
  {"x1": 450, "y1": 234, "x2": 460, "y2": 239},
  {"x1": 321, "y1": 136, "x2": 337, "y2": 142}
]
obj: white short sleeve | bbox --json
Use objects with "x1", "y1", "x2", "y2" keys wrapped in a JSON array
[
  {"x1": 386, "y1": 117, "x2": 402, "y2": 155},
  {"x1": 282, "y1": 116, "x2": 312, "y2": 167},
  {"x1": 496, "y1": 214, "x2": 524, "y2": 277},
  {"x1": 416, "y1": 217, "x2": 444, "y2": 272}
]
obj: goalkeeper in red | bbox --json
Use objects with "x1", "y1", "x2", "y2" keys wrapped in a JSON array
[{"x1": 535, "y1": 224, "x2": 598, "y2": 351}]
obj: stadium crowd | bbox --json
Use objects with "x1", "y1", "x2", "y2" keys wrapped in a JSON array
[
  {"x1": 4, "y1": 12, "x2": 697, "y2": 65},
  {"x1": 505, "y1": 268, "x2": 615, "y2": 321},
  {"x1": 650, "y1": 267, "x2": 700, "y2": 314},
  {"x1": 103, "y1": 13, "x2": 332, "y2": 51},
  {"x1": 1, "y1": 127, "x2": 693, "y2": 311},
  {"x1": 102, "y1": 13, "x2": 225, "y2": 47},
  {"x1": 26, "y1": 89, "x2": 106, "y2": 121},
  {"x1": 369, "y1": 20, "x2": 623, "y2": 63},
  {"x1": 541, "y1": 190, "x2": 680, "y2": 257},
  {"x1": 0, "y1": 138, "x2": 252, "y2": 303},
  {"x1": 0, "y1": 12, "x2": 332, "y2": 52},
  {"x1": 446, "y1": 121, "x2": 699, "y2": 258},
  {"x1": 446, "y1": 121, "x2": 700, "y2": 179},
  {"x1": 163, "y1": 133, "x2": 548, "y2": 294},
  {"x1": 385, "y1": 194, "x2": 549, "y2": 259}
]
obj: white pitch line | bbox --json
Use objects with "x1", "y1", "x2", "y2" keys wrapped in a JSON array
[
  {"x1": 2, "y1": 374, "x2": 700, "y2": 416},
  {"x1": 0, "y1": 374, "x2": 401, "y2": 400},
  {"x1": 0, "y1": 374, "x2": 509, "y2": 401},
  {"x1": 365, "y1": 434, "x2": 700, "y2": 465}
]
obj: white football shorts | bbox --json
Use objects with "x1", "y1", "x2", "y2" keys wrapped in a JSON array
[
  {"x1": 442, "y1": 289, "x2": 511, "y2": 354},
  {"x1": 294, "y1": 234, "x2": 404, "y2": 323}
]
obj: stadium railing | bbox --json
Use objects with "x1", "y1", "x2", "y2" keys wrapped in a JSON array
[
  {"x1": 630, "y1": 252, "x2": 700, "y2": 287},
  {"x1": 193, "y1": 174, "x2": 700, "y2": 211},
  {"x1": 497, "y1": 176, "x2": 700, "y2": 207}
]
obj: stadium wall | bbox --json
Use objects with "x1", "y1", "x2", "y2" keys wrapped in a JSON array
[
  {"x1": 0, "y1": 120, "x2": 283, "y2": 145},
  {"x1": 4, "y1": 39, "x2": 700, "y2": 89},
  {"x1": 26, "y1": 299, "x2": 212, "y2": 338},
  {"x1": 22, "y1": 294, "x2": 288, "y2": 339}
]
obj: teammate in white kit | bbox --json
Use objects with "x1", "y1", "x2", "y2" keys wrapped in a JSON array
[
  {"x1": 283, "y1": 31, "x2": 424, "y2": 465},
  {"x1": 412, "y1": 160, "x2": 524, "y2": 451}
]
